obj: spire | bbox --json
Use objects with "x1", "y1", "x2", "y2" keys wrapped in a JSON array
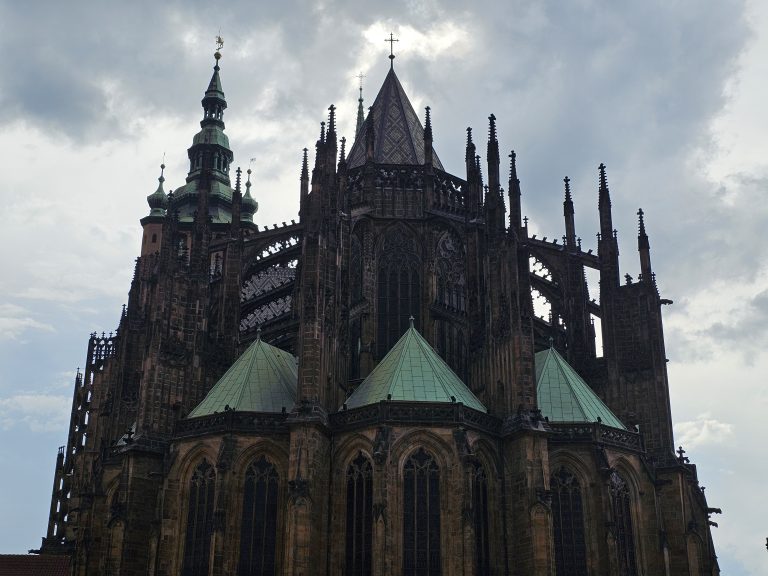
[
  {"x1": 339, "y1": 137, "x2": 346, "y2": 165},
  {"x1": 597, "y1": 163, "x2": 620, "y2": 288},
  {"x1": 466, "y1": 127, "x2": 476, "y2": 169},
  {"x1": 486, "y1": 113, "x2": 500, "y2": 192},
  {"x1": 637, "y1": 208, "x2": 653, "y2": 280},
  {"x1": 356, "y1": 72, "x2": 365, "y2": 136},
  {"x1": 146, "y1": 162, "x2": 168, "y2": 217},
  {"x1": 300, "y1": 148, "x2": 309, "y2": 198},
  {"x1": 231, "y1": 167, "x2": 242, "y2": 234},
  {"x1": 563, "y1": 176, "x2": 576, "y2": 247}
]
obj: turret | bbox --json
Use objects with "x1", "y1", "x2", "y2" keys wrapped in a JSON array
[{"x1": 140, "y1": 163, "x2": 168, "y2": 256}]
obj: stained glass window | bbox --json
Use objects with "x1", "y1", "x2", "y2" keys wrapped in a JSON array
[
  {"x1": 473, "y1": 462, "x2": 491, "y2": 575},
  {"x1": 345, "y1": 452, "x2": 373, "y2": 575},
  {"x1": 182, "y1": 460, "x2": 216, "y2": 576},
  {"x1": 238, "y1": 456, "x2": 279, "y2": 576},
  {"x1": 610, "y1": 471, "x2": 637, "y2": 576},
  {"x1": 403, "y1": 448, "x2": 441, "y2": 576},
  {"x1": 551, "y1": 467, "x2": 588, "y2": 576}
]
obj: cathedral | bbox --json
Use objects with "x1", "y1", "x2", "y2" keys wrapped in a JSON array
[{"x1": 39, "y1": 44, "x2": 721, "y2": 575}]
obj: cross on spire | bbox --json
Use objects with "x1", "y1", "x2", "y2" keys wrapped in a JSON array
[
  {"x1": 357, "y1": 72, "x2": 365, "y2": 99},
  {"x1": 385, "y1": 32, "x2": 399, "y2": 67}
]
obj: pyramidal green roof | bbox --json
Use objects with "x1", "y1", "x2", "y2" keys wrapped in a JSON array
[
  {"x1": 188, "y1": 337, "x2": 297, "y2": 418},
  {"x1": 344, "y1": 324, "x2": 486, "y2": 412},
  {"x1": 535, "y1": 348, "x2": 625, "y2": 429}
]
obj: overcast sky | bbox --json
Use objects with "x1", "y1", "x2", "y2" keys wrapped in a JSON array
[{"x1": 0, "y1": 1, "x2": 766, "y2": 573}]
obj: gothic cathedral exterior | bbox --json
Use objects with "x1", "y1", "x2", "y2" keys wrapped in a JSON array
[{"x1": 40, "y1": 50, "x2": 720, "y2": 575}]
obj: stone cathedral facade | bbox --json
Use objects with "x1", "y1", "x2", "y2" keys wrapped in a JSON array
[{"x1": 40, "y1": 49, "x2": 721, "y2": 576}]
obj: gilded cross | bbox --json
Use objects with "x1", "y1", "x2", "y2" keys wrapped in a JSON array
[{"x1": 385, "y1": 32, "x2": 399, "y2": 65}]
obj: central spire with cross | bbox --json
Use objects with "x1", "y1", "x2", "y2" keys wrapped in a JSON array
[{"x1": 385, "y1": 32, "x2": 399, "y2": 68}]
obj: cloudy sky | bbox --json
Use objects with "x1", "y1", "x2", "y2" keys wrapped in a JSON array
[{"x1": 0, "y1": 0, "x2": 766, "y2": 572}]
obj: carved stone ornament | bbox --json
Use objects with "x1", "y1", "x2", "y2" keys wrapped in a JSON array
[{"x1": 372, "y1": 426, "x2": 391, "y2": 465}]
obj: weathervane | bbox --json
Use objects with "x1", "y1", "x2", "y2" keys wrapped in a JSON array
[
  {"x1": 356, "y1": 72, "x2": 366, "y2": 99},
  {"x1": 385, "y1": 32, "x2": 399, "y2": 67},
  {"x1": 215, "y1": 34, "x2": 224, "y2": 62}
]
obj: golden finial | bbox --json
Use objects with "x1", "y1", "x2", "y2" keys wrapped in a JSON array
[{"x1": 214, "y1": 34, "x2": 224, "y2": 61}]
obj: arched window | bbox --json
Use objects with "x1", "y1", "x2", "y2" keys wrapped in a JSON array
[
  {"x1": 472, "y1": 462, "x2": 491, "y2": 575},
  {"x1": 238, "y1": 456, "x2": 280, "y2": 576},
  {"x1": 610, "y1": 471, "x2": 637, "y2": 576},
  {"x1": 377, "y1": 228, "x2": 420, "y2": 358},
  {"x1": 551, "y1": 467, "x2": 587, "y2": 576},
  {"x1": 345, "y1": 452, "x2": 373, "y2": 575},
  {"x1": 182, "y1": 460, "x2": 216, "y2": 576},
  {"x1": 403, "y1": 448, "x2": 440, "y2": 576}
]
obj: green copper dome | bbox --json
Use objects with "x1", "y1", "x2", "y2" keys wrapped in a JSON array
[
  {"x1": 188, "y1": 337, "x2": 297, "y2": 417},
  {"x1": 535, "y1": 347, "x2": 625, "y2": 429},
  {"x1": 344, "y1": 324, "x2": 486, "y2": 412}
]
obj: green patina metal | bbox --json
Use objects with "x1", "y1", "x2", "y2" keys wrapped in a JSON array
[
  {"x1": 535, "y1": 347, "x2": 625, "y2": 429},
  {"x1": 188, "y1": 337, "x2": 297, "y2": 417},
  {"x1": 344, "y1": 325, "x2": 486, "y2": 412}
]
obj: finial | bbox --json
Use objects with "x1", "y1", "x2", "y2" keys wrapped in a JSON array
[
  {"x1": 214, "y1": 34, "x2": 223, "y2": 66},
  {"x1": 488, "y1": 114, "x2": 497, "y2": 143},
  {"x1": 466, "y1": 127, "x2": 473, "y2": 146},
  {"x1": 256, "y1": 326, "x2": 262, "y2": 341},
  {"x1": 509, "y1": 150, "x2": 517, "y2": 178},
  {"x1": 424, "y1": 106, "x2": 432, "y2": 139},
  {"x1": 475, "y1": 154, "x2": 482, "y2": 180},
  {"x1": 599, "y1": 162, "x2": 608, "y2": 190},
  {"x1": 638, "y1": 208, "x2": 647, "y2": 236},
  {"x1": 339, "y1": 136, "x2": 346, "y2": 161},
  {"x1": 246, "y1": 167, "x2": 252, "y2": 192},
  {"x1": 564, "y1": 176, "x2": 572, "y2": 202},
  {"x1": 319, "y1": 121, "x2": 326, "y2": 144},
  {"x1": 548, "y1": 336, "x2": 554, "y2": 348},
  {"x1": 385, "y1": 32, "x2": 399, "y2": 67},
  {"x1": 328, "y1": 104, "x2": 336, "y2": 135},
  {"x1": 235, "y1": 166, "x2": 242, "y2": 192},
  {"x1": 409, "y1": 315, "x2": 414, "y2": 327}
]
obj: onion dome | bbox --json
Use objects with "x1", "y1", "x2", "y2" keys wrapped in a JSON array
[
  {"x1": 241, "y1": 168, "x2": 258, "y2": 222},
  {"x1": 146, "y1": 163, "x2": 168, "y2": 217}
]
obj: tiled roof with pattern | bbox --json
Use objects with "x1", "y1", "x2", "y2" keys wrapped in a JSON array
[
  {"x1": 0, "y1": 555, "x2": 71, "y2": 576},
  {"x1": 346, "y1": 68, "x2": 444, "y2": 170},
  {"x1": 188, "y1": 337, "x2": 297, "y2": 417},
  {"x1": 535, "y1": 347, "x2": 626, "y2": 429},
  {"x1": 344, "y1": 325, "x2": 485, "y2": 412}
]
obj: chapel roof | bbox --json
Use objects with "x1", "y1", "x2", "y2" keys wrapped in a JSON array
[
  {"x1": 187, "y1": 336, "x2": 297, "y2": 417},
  {"x1": 344, "y1": 323, "x2": 485, "y2": 411},
  {"x1": 535, "y1": 347, "x2": 626, "y2": 429},
  {"x1": 346, "y1": 67, "x2": 444, "y2": 170}
]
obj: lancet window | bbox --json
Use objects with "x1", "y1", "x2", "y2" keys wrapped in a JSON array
[
  {"x1": 345, "y1": 452, "x2": 373, "y2": 576},
  {"x1": 551, "y1": 467, "x2": 588, "y2": 576},
  {"x1": 472, "y1": 462, "x2": 491, "y2": 575},
  {"x1": 610, "y1": 471, "x2": 637, "y2": 576},
  {"x1": 238, "y1": 456, "x2": 280, "y2": 576},
  {"x1": 182, "y1": 460, "x2": 216, "y2": 576},
  {"x1": 377, "y1": 228, "x2": 421, "y2": 358},
  {"x1": 403, "y1": 448, "x2": 441, "y2": 576}
]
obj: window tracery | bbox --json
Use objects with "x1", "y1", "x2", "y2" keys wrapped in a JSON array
[
  {"x1": 551, "y1": 467, "x2": 588, "y2": 576},
  {"x1": 610, "y1": 471, "x2": 637, "y2": 576},
  {"x1": 238, "y1": 456, "x2": 280, "y2": 576},
  {"x1": 472, "y1": 462, "x2": 491, "y2": 575},
  {"x1": 345, "y1": 452, "x2": 373, "y2": 576},
  {"x1": 377, "y1": 228, "x2": 420, "y2": 358},
  {"x1": 403, "y1": 448, "x2": 441, "y2": 576},
  {"x1": 182, "y1": 460, "x2": 216, "y2": 576}
]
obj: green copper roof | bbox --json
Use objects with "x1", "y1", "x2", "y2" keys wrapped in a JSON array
[
  {"x1": 188, "y1": 337, "x2": 297, "y2": 417},
  {"x1": 535, "y1": 348, "x2": 625, "y2": 429},
  {"x1": 344, "y1": 324, "x2": 486, "y2": 412}
]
